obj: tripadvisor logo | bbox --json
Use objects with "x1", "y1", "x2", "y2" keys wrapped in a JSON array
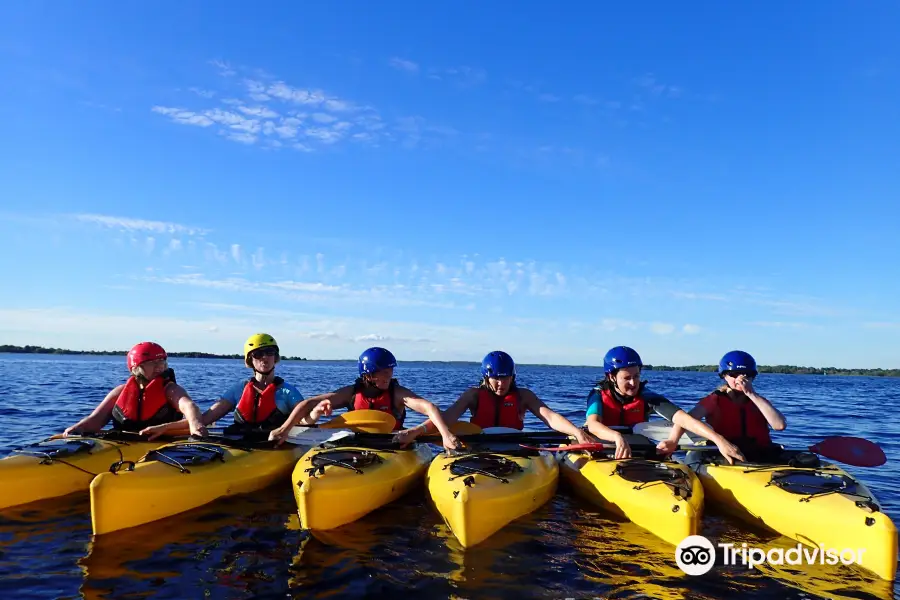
[{"x1": 675, "y1": 535, "x2": 866, "y2": 575}]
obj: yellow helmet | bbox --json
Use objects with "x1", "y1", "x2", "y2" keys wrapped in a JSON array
[{"x1": 244, "y1": 333, "x2": 280, "y2": 367}]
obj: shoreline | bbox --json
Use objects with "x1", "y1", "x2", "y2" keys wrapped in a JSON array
[{"x1": 1, "y1": 345, "x2": 898, "y2": 377}]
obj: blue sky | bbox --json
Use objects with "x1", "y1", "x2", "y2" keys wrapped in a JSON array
[{"x1": 0, "y1": 3, "x2": 898, "y2": 368}]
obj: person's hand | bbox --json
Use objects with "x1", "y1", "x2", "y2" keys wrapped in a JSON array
[
  {"x1": 309, "y1": 399, "x2": 333, "y2": 421},
  {"x1": 715, "y1": 437, "x2": 745, "y2": 464},
  {"x1": 732, "y1": 374, "x2": 756, "y2": 395},
  {"x1": 189, "y1": 421, "x2": 208, "y2": 438},
  {"x1": 63, "y1": 424, "x2": 82, "y2": 437},
  {"x1": 441, "y1": 432, "x2": 461, "y2": 452},
  {"x1": 656, "y1": 439, "x2": 678, "y2": 455},
  {"x1": 392, "y1": 427, "x2": 421, "y2": 448},
  {"x1": 572, "y1": 429, "x2": 594, "y2": 446},
  {"x1": 139, "y1": 424, "x2": 169, "y2": 441},
  {"x1": 268, "y1": 425, "x2": 289, "y2": 445},
  {"x1": 613, "y1": 432, "x2": 632, "y2": 459}
]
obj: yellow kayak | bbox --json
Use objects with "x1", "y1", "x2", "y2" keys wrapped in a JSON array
[
  {"x1": 559, "y1": 452, "x2": 703, "y2": 547},
  {"x1": 427, "y1": 447, "x2": 558, "y2": 548},
  {"x1": 292, "y1": 442, "x2": 433, "y2": 530},
  {"x1": 0, "y1": 431, "x2": 165, "y2": 510},
  {"x1": 90, "y1": 437, "x2": 306, "y2": 535},
  {"x1": 687, "y1": 451, "x2": 898, "y2": 581}
]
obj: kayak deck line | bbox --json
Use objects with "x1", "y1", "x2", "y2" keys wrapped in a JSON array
[
  {"x1": 614, "y1": 459, "x2": 695, "y2": 500},
  {"x1": 303, "y1": 448, "x2": 387, "y2": 476},
  {"x1": 107, "y1": 442, "x2": 229, "y2": 475},
  {"x1": 10, "y1": 438, "x2": 108, "y2": 477},
  {"x1": 443, "y1": 453, "x2": 525, "y2": 484}
]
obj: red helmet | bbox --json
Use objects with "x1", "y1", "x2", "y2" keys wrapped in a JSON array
[{"x1": 127, "y1": 342, "x2": 168, "y2": 370}]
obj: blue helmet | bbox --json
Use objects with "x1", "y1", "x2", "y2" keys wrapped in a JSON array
[
  {"x1": 481, "y1": 351, "x2": 516, "y2": 378},
  {"x1": 603, "y1": 346, "x2": 642, "y2": 374},
  {"x1": 718, "y1": 350, "x2": 757, "y2": 376},
  {"x1": 358, "y1": 347, "x2": 397, "y2": 375}
]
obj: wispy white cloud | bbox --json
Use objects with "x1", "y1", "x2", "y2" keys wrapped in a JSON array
[
  {"x1": 751, "y1": 321, "x2": 813, "y2": 329},
  {"x1": 864, "y1": 322, "x2": 900, "y2": 329},
  {"x1": 153, "y1": 63, "x2": 459, "y2": 152},
  {"x1": 634, "y1": 73, "x2": 682, "y2": 98},
  {"x1": 210, "y1": 59, "x2": 236, "y2": 77},
  {"x1": 72, "y1": 213, "x2": 210, "y2": 236},
  {"x1": 82, "y1": 101, "x2": 123, "y2": 113},
  {"x1": 682, "y1": 324, "x2": 701, "y2": 334},
  {"x1": 651, "y1": 322, "x2": 676, "y2": 335},
  {"x1": 671, "y1": 291, "x2": 730, "y2": 302},
  {"x1": 236, "y1": 105, "x2": 279, "y2": 119},
  {"x1": 389, "y1": 57, "x2": 419, "y2": 73},
  {"x1": 425, "y1": 65, "x2": 487, "y2": 87},
  {"x1": 251, "y1": 247, "x2": 265, "y2": 270},
  {"x1": 189, "y1": 87, "x2": 217, "y2": 99},
  {"x1": 599, "y1": 318, "x2": 640, "y2": 331},
  {"x1": 152, "y1": 106, "x2": 215, "y2": 127},
  {"x1": 353, "y1": 333, "x2": 434, "y2": 344},
  {"x1": 573, "y1": 94, "x2": 600, "y2": 106}
]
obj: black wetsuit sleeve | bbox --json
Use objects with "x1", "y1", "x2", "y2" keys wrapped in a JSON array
[{"x1": 643, "y1": 391, "x2": 682, "y2": 422}]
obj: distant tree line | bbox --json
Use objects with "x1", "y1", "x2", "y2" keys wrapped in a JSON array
[
  {"x1": 0, "y1": 345, "x2": 307, "y2": 361},
  {"x1": 1, "y1": 345, "x2": 896, "y2": 375},
  {"x1": 644, "y1": 364, "x2": 900, "y2": 377}
]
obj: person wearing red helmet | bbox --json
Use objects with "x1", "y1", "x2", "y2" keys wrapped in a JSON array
[
  {"x1": 63, "y1": 342, "x2": 207, "y2": 438},
  {"x1": 268, "y1": 346, "x2": 461, "y2": 451}
]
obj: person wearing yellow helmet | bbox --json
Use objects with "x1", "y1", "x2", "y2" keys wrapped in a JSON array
[{"x1": 141, "y1": 333, "x2": 316, "y2": 439}]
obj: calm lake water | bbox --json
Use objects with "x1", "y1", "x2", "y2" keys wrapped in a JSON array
[{"x1": 1, "y1": 354, "x2": 898, "y2": 599}]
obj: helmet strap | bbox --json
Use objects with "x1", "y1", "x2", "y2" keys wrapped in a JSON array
[{"x1": 253, "y1": 367, "x2": 275, "y2": 381}]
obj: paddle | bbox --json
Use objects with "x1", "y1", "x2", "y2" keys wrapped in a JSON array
[
  {"x1": 809, "y1": 436, "x2": 886, "y2": 468},
  {"x1": 633, "y1": 421, "x2": 706, "y2": 445},
  {"x1": 318, "y1": 409, "x2": 397, "y2": 433},
  {"x1": 449, "y1": 421, "x2": 484, "y2": 435},
  {"x1": 629, "y1": 420, "x2": 887, "y2": 468},
  {"x1": 280, "y1": 410, "x2": 396, "y2": 446}
]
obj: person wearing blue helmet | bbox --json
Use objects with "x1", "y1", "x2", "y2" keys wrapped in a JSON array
[
  {"x1": 671, "y1": 350, "x2": 786, "y2": 462},
  {"x1": 416, "y1": 351, "x2": 592, "y2": 444},
  {"x1": 269, "y1": 346, "x2": 461, "y2": 451},
  {"x1": 584, "y1": 346, "x2": 746, "y2": 463}
]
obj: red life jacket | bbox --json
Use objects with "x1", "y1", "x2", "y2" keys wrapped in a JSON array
[
  {"x1": 111, "y1": 369, "x2": 181, "y2": 430},
  {"x1": 233, "y1": 377, "x2": 288, "y2": 429},
  {"x1": 598, "y1": 386, "x2": 647, "y2": 427},
  {"x1": 703, "y1": 391, "x2": 772, "y2": 447},
  {"x1": 471, "y1": 388, "x2": 524, "y2": 430},
  {"x1": 352, "y1": 379, "x2": 404, "y2": 431}
]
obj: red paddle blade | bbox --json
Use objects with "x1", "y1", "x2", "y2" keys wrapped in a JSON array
[
  {"x1": 519, "y1": 443, "x2": 608, "y2": 452},
  {"x1": 808, "y1": 436, "x2": 887, "y2": 468}
]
